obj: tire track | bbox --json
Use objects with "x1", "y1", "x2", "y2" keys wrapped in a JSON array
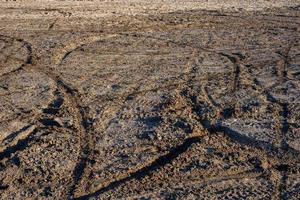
[
  {"x1": 78, "y1": 51, "x2": 203, "y2": 195},
  {"x1": 275, "y1": 42, "x2": 294, "y2": 199},
  {"x1": 0, "y1": 33, "x2": 96, "y2": 198},
  {"x1": 48, "y1": 34, "x2": 140, "y2": 198},
  {"x1": 0, "y1": 7, "x2": 299, "y2": 199},
  {"x1": 239, "y1": 41, "x2": 298, "y2": 199},
  {"x1": 52, "y1": 34, "x2": 117, "y2": 67},
  {"x1": 107, "y1": 36, "x2": 283, "y2": 198},
  {"x1": 220, "y1": 53, "x2": 241, "y2": 92},
  {"x1": 140, "y1": 33, "x2": 287, "y2": 154},
  {"x1": 73, "y1": 136, "x2": 201, "y2": 200},
  {"x1": 122, "y1": 169, "x2": 266, "y2": 199},
  {"x1": 32, "y1": 67, "x2": 93, "y2": 199},
  {"x1": 0, "y1": 127, "x2": 38, "y2": 160},
  {"x1": 0, "y1": 34, "x2": 32, "y2": 77},
  {"x1": 0, "y1": 35, "x2": 42, "y2": 161},
  {"x1": 65, "y1": 34, "x2": 203, "y2": 198},
  {"x1": 201, "y1": 84, "x2": 220, "y2": 108},
  {"x1": 189, "y1": 169, "x2": 265, "y2": 187},
  {"x1": 179, "y1": 83, "x2": 299, "y2": 200},
  {"x1": 178, "y1": 54, "x2": 300, "y2": 156}
]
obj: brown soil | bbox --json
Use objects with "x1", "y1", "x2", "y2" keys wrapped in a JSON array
[{"x1": 0, "y1": 1, "x2": 300, "y2": 199}]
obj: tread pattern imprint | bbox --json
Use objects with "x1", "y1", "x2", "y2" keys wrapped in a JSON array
[{"x1": 0, "y1": 5, "x2": 300, "y2": 200}]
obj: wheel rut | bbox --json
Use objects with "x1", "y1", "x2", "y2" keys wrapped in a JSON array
[
  {"x1": 30, "y1": 61, "x2": 95, "y2": 199},
  {"x1": 74, "y1": 136, "x2": 201, "y2": 200},
  {"x1": 0, "y1": 33, "x2": 96, "y2": 199},
  {"x1": 220, "y1": 53, "x2": 242, "y2": 92},
  {"x1": 1, "y1": 7, "x2": 300, "y2": 199},
  {"x1": 0, "y1": 34, "x2": 32, "y2": 77}
]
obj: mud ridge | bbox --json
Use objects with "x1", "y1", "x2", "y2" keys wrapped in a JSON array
[
  {"x1": 42, "y1": 90, "x2": 64, "y2": 115},
  {"x1": 0, "y1": 34, "x2": 33, "y2": 77},
  {"x1": 2, "y1": 124, "x2": 34, "y2": 143},
  {"x1": 3, "y1": 34, "x2": 95, "y2": 199},
  {"x1": 0, "y1": 128, "x2": 38, "y2": 160},
  {"x1": 220, "y1": 53, "x2": 241, "y2": 92},
  {"x1": 182, "y1": 88, "x2": 299, "y2": 155},
  {"x1": 55, "y1": 79, "x2": 93, "y2": 199},
  {"x1": 74, "y1": 136, "x2": 201, "y2": 199}
]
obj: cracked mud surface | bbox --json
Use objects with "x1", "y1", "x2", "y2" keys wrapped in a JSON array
[{"x1": 0, "y1": 1, "x2": 300, "y2": 199}]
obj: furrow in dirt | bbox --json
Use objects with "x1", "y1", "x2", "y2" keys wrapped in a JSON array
[
  {"x1": 48, "y1": 77, "x2": 93, "y2": 199},
  {"x1": 4, "y1": 36, "x2": 94, "y2": 198},
  {"x1": 220, "y1": 53, "x2": 241, "y2": 92},
  {"x1": 74, "y1": 136, "x2": 201, "y2": 200},
  {"x1": 1, "y1": 4, "x2": 300, "y2": 199},
  {"x1": 0, "y1": 128, "x2": 38, "y2": 160}
]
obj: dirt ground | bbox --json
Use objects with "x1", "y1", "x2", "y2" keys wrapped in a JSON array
[{"x1": 0, "y1": 0, "x2": 300, "y2": 199}]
